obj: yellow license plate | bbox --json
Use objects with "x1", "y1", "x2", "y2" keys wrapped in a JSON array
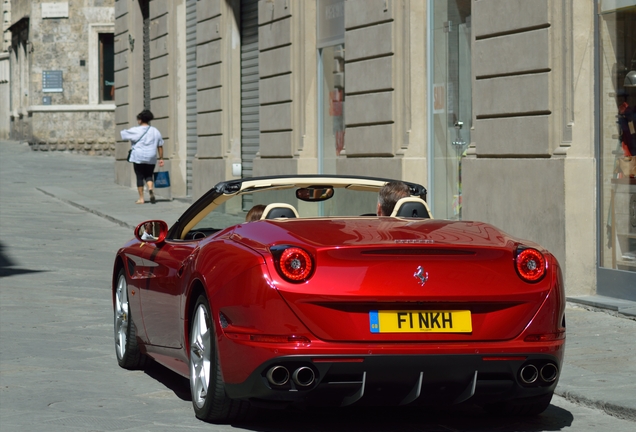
[{"x1": 369, "y1": 310, "x2": 472, "y2": 333}]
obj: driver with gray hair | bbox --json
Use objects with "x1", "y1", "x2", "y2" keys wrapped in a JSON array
[{"x1": 377, "y1": 181, "x2": 410, "y2": 216}]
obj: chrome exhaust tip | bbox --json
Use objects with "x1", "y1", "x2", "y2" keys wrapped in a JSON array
[
  {"x1": 540, "y1": 363, "x2": 558, "y2": 383},
  {"x1": 292, "y1": 366, "x2": 315, "y2": 387},
  {"x1": 266, "y1": 366, "x2": 290, "y2": 386},
  {"x1": 520, "y1": 364, "x2": 539, "y2": 384}
]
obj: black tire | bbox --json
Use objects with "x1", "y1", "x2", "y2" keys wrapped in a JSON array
[
  {"x1": 484, "y1": 392, "x2": 553, "y2": 416},
  {"x1": 189, "y1": 295, "x2": 250, "y2": 423},
  {"x1": 114, "y1": 268, "x2": 146, "y2": 369}
]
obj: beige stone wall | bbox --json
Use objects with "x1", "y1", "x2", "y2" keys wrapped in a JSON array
[
  {"x1": 252, "y1": 0, "x2": 318, "y2": 179},
  {"x1": 29, "y1": 110, "x2": 116, "y2": 155},
  {"x1": 28, "y1": 108, "x2": 115, "y2": 149},
  {"x1": 339, "y1": 0, "x2": 427, "y2": 187},
  {"x1": 252, "y1": 0, "x2": 427, "y2": 189},
  {"x1": 8, "y1": 0, "x2": 115, "y2": 153},
  {"x1": 0, "y1": 54, "x2": 9, "y2": 139},
  {"x1": 191, "y1": 0, "x2": 242, "y2": 198},
  {"x1": 8, "y1": 0, "x2": 28, "y2": 24},
  {"x1": 114, "y1": 0, "x2": 139, "y2": 187},
  {"x1": 1, "y1": 0, "x2": 11, "y2": 51},
  {"x1": 30, "y1": 4, "x2": 105, "y2": 105},
  {"x1": 464, "y1": 0, "x2": 597, "y2": 295}
]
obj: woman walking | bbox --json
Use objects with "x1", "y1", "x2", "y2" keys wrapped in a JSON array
[{"x1": 121, "y1": 110, "x2": 164, "y2": 204}]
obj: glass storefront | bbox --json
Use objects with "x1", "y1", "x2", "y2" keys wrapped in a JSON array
[
  {"x1": 318, "y1": 44, "x2": 345, "y2": 175},
  {"x1": 598, "y1": 0, "x2": 636, "y2": 299},
  {"x1": 317, "y1": 0, "x2": 345, "y2": 175},
  {"x1": 428, "y1": 0, "x2": 471, "y2": 220}
]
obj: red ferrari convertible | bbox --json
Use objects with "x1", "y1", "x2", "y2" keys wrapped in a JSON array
[{"x1": 112, "y1": 175, "x2": 565, "y2": 423}]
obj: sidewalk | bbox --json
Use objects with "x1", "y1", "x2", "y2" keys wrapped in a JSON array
[
  {"x1": 2, "y1": 140, "x2": 635, "y2": 422},
  {"x1": 12, "y1": 141, "x2": 193, "y2": 230}
]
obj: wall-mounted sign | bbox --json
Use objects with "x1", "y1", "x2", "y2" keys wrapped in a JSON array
[
  {"x1": 42, "y1": 70, "x2": 63, "y2": 93},
  {"x1": 42, "y1": 2, "x2": 69, "y2": 19}
]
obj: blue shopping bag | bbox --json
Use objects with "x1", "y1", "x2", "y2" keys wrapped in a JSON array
[{"x1": 153, "y1": 170, "x2": 171, "y2": 188}]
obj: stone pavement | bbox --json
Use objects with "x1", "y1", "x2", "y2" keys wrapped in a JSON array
[
  {"x1": 1, "y1": 140, "x2": 635, "y2": 424},
  {"x1": 30, "y1": 153, "x2": 192, "y2": 232}
]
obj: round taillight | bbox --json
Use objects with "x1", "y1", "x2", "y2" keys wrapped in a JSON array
[
  {"x1": 278, "y1": 247, "x2": 313, "y2": 282},
  {"x1": 515, "y1": 248, "x2": 546, "y2": 282}
]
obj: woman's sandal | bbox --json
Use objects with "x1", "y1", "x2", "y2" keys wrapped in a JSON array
[{"x1": 149, "y1": 190, "x2": 156, "y2": 204}]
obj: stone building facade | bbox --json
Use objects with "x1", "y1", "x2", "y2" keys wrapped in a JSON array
[
  {"x1": 0, "y1": 0, "x2": 11, "y2": 139},
  {"x1": 4, "y1": 0, "x2": 115, "y2": 154},
  {"x1": 113, "y1": 0, "x2": 630, "y2": 301}
]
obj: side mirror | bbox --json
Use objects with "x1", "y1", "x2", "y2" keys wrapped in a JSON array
[{"x1": 135, "y1": 220, "x2": 169, "y2": 243}]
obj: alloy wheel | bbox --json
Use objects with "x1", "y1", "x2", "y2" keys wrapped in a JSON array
[
  {"x1": 114, "y1": 273, "x2": 128, "y2": 360},
  {"x1": 190, "y1": 303, "x2": 212, "y2": 409}
]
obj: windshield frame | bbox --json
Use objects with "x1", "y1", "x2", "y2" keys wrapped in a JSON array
[{"x1": 167, "y1": 175, "x2": 428, "y2": 240}]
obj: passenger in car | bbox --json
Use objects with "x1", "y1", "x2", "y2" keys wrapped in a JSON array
[
  {"x1": 377, "y1": 181, "x2": 410, "y2": 216},
  {"x1": 246, "y1": 204, "x2": 266, "y2": 222}
]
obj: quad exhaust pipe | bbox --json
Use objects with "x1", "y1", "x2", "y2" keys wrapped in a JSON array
[
  {"x1": 540, "y1": 363, "x2": 558, "y2": 383},
  {"x1": 292, "y1": 366, "x2": 316, "y2": 387},
  {"x1": 266, "y1": 366, "x2": 290, "y2": 386},
  {"x1": 266, "y1": 365, "x2": 316, "y2": 387},
  {"x1": 519, "y1": 362, "x2": 558, "y2": 385},
  {"x1": 520, "y1": 364, "x2": 539, "y2": 384}
]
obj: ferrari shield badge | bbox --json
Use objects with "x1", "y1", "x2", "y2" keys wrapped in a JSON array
[{"x1": 414, "y1": 266, "x2": 428, "y2": 286}]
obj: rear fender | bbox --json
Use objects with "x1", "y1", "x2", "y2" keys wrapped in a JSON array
[
  {"x1": 181, "y1": 239, "x2": 265, "y2": 338},
  {"x1": 210, "y1": 263, "x2": 313, "y2": 384},
  {"x1": 517, "y1": 255, "x2": 566, "y2": 359},
  {"x1": 194, "y1": 239, "x2": 265, "y2": 292}
]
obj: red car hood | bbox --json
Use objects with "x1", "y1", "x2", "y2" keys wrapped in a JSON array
[{"x1": 232, "y1": 218, "x2": 556, "y2": 343}]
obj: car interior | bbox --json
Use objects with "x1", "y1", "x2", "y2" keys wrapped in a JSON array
[{"x1": 173, "y1": 179, "x2": 432, "y2": 241}]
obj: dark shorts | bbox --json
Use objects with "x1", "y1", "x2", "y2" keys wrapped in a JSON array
[{"x1": 133, "y1": 163, "x2": 155, "y2": 187}]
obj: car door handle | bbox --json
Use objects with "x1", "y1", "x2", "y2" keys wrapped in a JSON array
[
  {"x1": 177, "y1": 255, "x2": 194, "y2": 278},
  {"x1": 177, "y1": 249, "x2": 199, "y2": 277}
]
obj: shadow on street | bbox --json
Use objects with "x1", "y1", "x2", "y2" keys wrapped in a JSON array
[
  {"x1": 144, "y1": 359, "x2": 192, "y2": 402},
  {"x1": 144, "y1": 361, "x2": 574, "y2": 432},
  {"x1": 234, "y1": 404, "x2": 574, "y2": 432},
  {"x1": 0, "y1": 241, "x2": 47, "y2": 278}
]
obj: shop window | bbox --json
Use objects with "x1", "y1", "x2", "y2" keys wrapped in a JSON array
[
  {"x1": 317, "y1": 0, "x2": 345, "y2": 175},
  {"x1": 319, "y1": 44, "x2": 345, "y2": 175},
  {"x1": 599, "y1": 6, "x2": 636, "y2": 273},
  {"x1": 429, "y1": 0, "x2": 471, "y2": 220},
  {"x1": 99, "y1": 33, "x2": 114, "y2": 102}
]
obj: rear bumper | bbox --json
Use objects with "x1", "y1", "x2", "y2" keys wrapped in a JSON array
[{"x1": 224, "y1": 353, "x2": 561, "y2": 408}]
